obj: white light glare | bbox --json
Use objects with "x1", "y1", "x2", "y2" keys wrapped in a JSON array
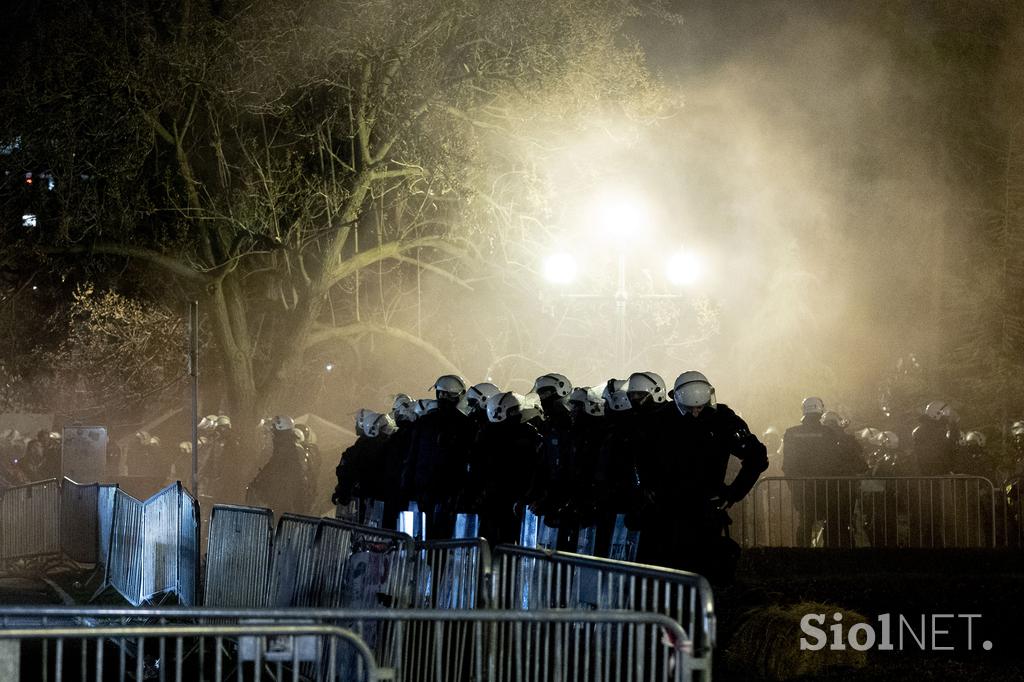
[
  {"x1": 593, "y1": 191, "x2": 651, "y2": 242},
  {"x1": 325, "y1": 362, "x2": 335, "y2": 372},
  {"x1": 666, "y1": 250, "x2": 704, "y2": 287},
  {"x1": 542, "y1": 253, "x2": 579, "y2": 285},
  {"x1": 22, "y1": 214, "x2": 36, "y2": 228}
]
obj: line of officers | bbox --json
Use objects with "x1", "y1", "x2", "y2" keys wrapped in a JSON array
[
  {"x1": 332, "y1": 371, "x2": 769, "y2": 581},
  {"x1": 780, "y1": 397, "x2": 1024, "y2": 483}
]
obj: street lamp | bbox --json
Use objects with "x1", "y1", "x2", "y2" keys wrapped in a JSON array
[
  {"x1": 665, "y1": 250, "x2": 704, "y2": 287},
  {"x1": 540, "y1": 190, "x2": 695, "y2": 370},
  {"x1": 542, "y1": 253, "x2": 579, "y2": 285}
]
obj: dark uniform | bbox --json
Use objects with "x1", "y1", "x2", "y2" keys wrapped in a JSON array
[
  {"x1": 643, "y1": 403, "x2": 768, "y2": 582},
  {"x1": 783, "y1": 417, "x2": 865, "y2": 547},
  {"x1": 249, "y1": 430, "x2": 312, "y2": 514},
  {"x1": 912, "y1": 418, "x2": 957, "y2": 476},
  {"x1": 467, "y1": 418, "x2": 542, "y2": 546},
  {"x1": 401, "y1": 402, "x2": 476, "y2": 538}
]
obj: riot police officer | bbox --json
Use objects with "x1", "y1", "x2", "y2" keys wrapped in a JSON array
[
  {"x1": 783, "y1": 397, "x2": 865, "y2": 547},
  {"x1": 401, "y1": 375, "x2": 476, "y2": 537},
  {"x1": 643, "y1": 371, "x2": 767, "y2": 582}
]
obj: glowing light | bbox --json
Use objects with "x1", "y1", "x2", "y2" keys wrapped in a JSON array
[
  {"x1": 22, "y1": 214, "x2": 36, "y2": 228},
  {"x1": 324, "y1": 362, "x2": 335, "y2": 372},
  {"x1": 592, "y1": 190, "x2": 651, "y2": 242},
  {"x1": 542, "y1": 253, "x2": 579, "y2": 285},
  {"x1": 666, "y1": 250, "x2": 704, "y2": 287}
]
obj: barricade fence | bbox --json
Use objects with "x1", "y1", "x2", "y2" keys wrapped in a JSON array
[
  {"x1": 0, "y1": 478, "x2": 119, "y2": 568},
  {"x1": 732, "y1": 476, "x2": 1004, "y2": 549},
  {"x1": 0, "y1": 607, "x2": 696, "y2": 682},
  {"x1": 103, "y1": 483, "x2": 199, "y2": 606},
  {"x1": 0, "y1": 478, "x2": 61, "y2": 561},
  {"x1": 0, "y1": 620, "x2": 379, "y2": 682},
  {"x1": 491, "y1": 545, "x2": 715, "y2": 680}
]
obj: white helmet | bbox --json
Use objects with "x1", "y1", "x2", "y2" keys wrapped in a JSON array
[
  {"x1": 569, "y1": 386, "x2": 605, "y2": 416},
  {"x1": 939, "y1": 404, "x2": 959, "y2": 424},
  {"x1": 178, "y1": 441, "x2": 192, "y2": 454},
  {"x1": 673, "y1": 371, "x2": 715, "y2": 409},
  {"x1": 821, "y1": 411, "x2": 843, "y2": 429},
  {"x1": 801, "y1": 397, "x2": 825, "y2": 416},
  {"x1": 601, "y1": 379, "x2": 627, "y2": 406},
  {"x1": 487, "y1": 392, "x2": 524, "y2": 423},
  {"x1": 607, "y1": 390, "x2": 632, "y2": 412},
  {"x1": 531, "y1": 373, "x2": 572, "y2": 398},
  {"x1": 366, "y1": 412, "x2": 397, "y2": 438},
  {"x1": 627, "y1": 372, "x2": 668, "y2": 403},
  {"x1": 198, "y1": 415, "x2": 218, "y2": 431},
  {"x1": 215, "y1": 415, "x2": 231, "y2": 429},
  {"x1": 467, "y1": 382, "x2": 501, "y2": 409},
  {"x1": 354, "y1": 408, "x2": 372, "y2": 435},
  {"x1": 272, "y1": 415, "x2": 295, "y2": 432},
  {"x1": 964, "y1": 431, "x2": 985, "y2": 447},
  {"x1": 432, "y1": 374, "x2": 467, "y2": 397},
  {"x1": 392, "y1": 394, "x2": 417, "y2": 423},
  {"x1": 292, "y1": 427, "x2": 306, "y2": 443},
  {"x1": 413, "y1": 398, "x2": 438, "y2": 417},
  {"x1": 520, "y1": 392, "x2": 545, "y2": 421},
  {"x1": 923, "y1": 400, "x2": 948, "y2": 420},
  {"x1": 1012, "y1": 421, "x2": 1024, "y2": 437},
  {"x1": 881, "y1": 431, "x2": 899, "y2": 449}
]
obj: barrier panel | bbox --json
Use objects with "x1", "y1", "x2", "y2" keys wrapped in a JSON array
[
  {"x1": 491, "y1": 545, "x2": 715, "y2": 679},
  {"x1": 0, "y1": 620, "x2": 379, "y2": 682},
  {"x1": 104, "y1": 489, "x2": 145, "y2": 605},
  {"x1": 0, "y1": 478, "x2": 61, "y2": 561},
  {"x1": 330, "y1": 518, "x2": 417, "y2": 610},
  {"x1": 0, "y1": 607, "x2": 695, "y2": 682},
  {"x1": 414, "y1": 538, "x2": 490, "y2": 609},
  {"x1": 204, "y1": 505, "x2": 275, "y2": 607},
  {"x1": 742, "y1": 476, "x2": 999, "y2": 549},
  {"x1": 97, "y1": 484, "x2": 118, "y2": 567},
  {"x1": 103, "y1": 484, "x2": 199, "y2": 606},
  {"x1": 269, "y1": 514, "x2": 322, "y2": 607}
]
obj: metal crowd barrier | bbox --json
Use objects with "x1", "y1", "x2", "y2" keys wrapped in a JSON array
[
  {"x1": 491, "y1": 545, "x2": 715, "y2": 679},
  {"x1": 103, "y1": 483, "x2": 199, "y2": 606},
  {"x1": 0, "y1": 478, "x2": 61, "y2": 561},
  {"x1": 0, "y1": 607, "x2": 695, "y2": 682},
  {"x1": 736, "y1": 476, "x2": 1000, "y2": 548},
  {"x1": 0, "y1": 620, "x2": 379, "y2": 682},
  {"x1": 1, "y1": 478, "x2": 120, "y2": 568},
  {"x1": 414, "y1": 538, "x2": 491, "y2": 609},
  {"x1": 203, "y1": 504, "x2": 275, "y2": 607}
]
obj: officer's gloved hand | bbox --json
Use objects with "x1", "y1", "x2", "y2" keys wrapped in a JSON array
[{"x1": 708, "y1": 495, "x2": 732, "y2": 512}]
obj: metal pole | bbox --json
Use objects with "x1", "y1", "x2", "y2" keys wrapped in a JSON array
[
  {"x1": 188, "y1": 301, "x2": 199, "y2": 499},
  {"x1": 615, "y1": 253, "x2": 627, "y2": 369}
]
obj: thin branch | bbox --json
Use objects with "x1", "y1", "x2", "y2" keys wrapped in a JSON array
[
  {"x1": 41, "y1": 244, "x2": 211, "y2": 284},
  {"x1": 306, "y1": 322, "x2": 463, "y2": 375}
]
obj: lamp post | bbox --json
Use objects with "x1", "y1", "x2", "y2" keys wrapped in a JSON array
[{"x1": 541, "y1": 191, "x2": 703, "y2": 371}]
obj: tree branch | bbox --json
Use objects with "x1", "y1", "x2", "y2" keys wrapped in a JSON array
[
  {"x1": 41, "y1": 244, "x2": 212, "y2": 284},
  {"x1": 306, "y1": 322, "x2": 463, "y2": 375},
  {"x1": 324, "y1": 235, "x2": 469, "y2": 289}
]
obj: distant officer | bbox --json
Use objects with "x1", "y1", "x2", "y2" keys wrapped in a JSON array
[
  {"x1": 912, "y1": 401, "x2": 958, "y2": 475},
  {"x1": 783, "y1": 397, "x2": 864, "y2": 547},
  {"x1": 248, "y1": 416, "x2": 312, "y2": 514},
  {"x1": 643, "y1": 371, "x2": 768, "y2": 582}
]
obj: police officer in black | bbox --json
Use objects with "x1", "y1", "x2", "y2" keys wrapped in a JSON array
[
  {"x1": 783, "y1": 397, "x2": 866, "y2": 547},
  {"x1": 912, "y1": 401, "x2": 958, "y2": 475},
  {"x1": 401, "y1": 375, "x2": 476, "y2": 538},
  {"x1": 644, "y1": 371, "x2": 768, "y2": 583},
  {"x1": 467, "y1": 391, "x2": 543, "y2": 545}
]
